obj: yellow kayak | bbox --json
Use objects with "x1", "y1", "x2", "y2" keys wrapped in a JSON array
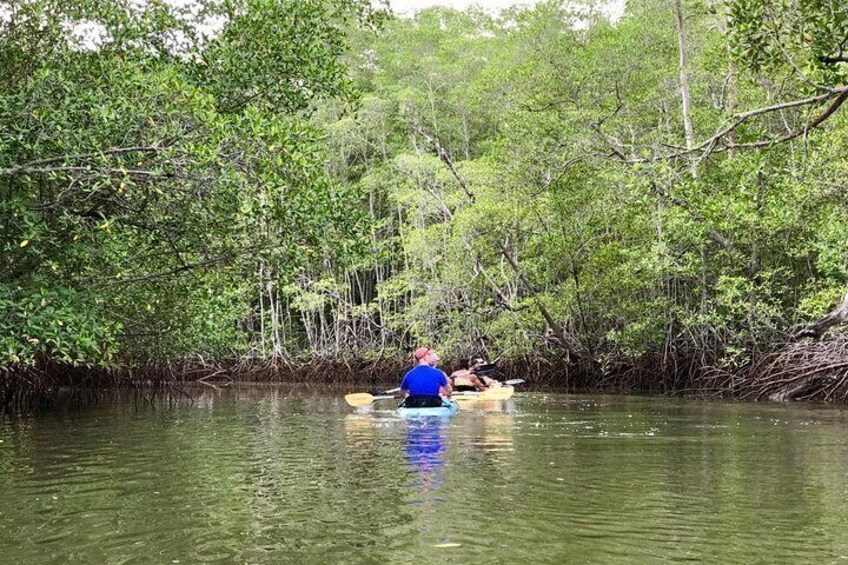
[{"x1": 453, "y1": 385, "x2": 515, "y2": 402}]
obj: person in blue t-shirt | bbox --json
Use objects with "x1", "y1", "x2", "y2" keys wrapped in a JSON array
[{"x1": 399, "y1": 347, "x2": 452, "y2": 408}]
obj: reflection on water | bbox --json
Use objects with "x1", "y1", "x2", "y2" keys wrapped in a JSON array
[
  {"x1": 404, "y1": 419, "x2": 447, "y2": 500},
  {"x1": 4, "y1": 388, "x2": 848, "y2": 564}
]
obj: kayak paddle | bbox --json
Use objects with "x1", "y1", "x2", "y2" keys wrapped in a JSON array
[{"x1": 344, "y1": 387, "x2": 401, "y2": 407}]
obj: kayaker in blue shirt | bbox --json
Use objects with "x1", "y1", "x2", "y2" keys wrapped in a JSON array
[{"x1": 399, "y1": 347, "x2": 452, "y2": 408}]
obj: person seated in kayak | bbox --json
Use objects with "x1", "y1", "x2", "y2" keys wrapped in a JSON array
[
  {"x1": 399, "y1": 347, "x2": 452, "y2": 408},
  {"x1": 470, "y1": 357, "x2": 498, "y2": 388},
  {"x1": 450, "y1": 359, "x2": 490, "y2": 392}
]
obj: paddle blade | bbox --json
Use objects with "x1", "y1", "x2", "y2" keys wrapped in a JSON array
[
  {"x1": 344, "y1": 393, "x2": 376, "y2": 407},
  {"x1": 472, "y1": 363, "x2": 497, "y2": 376},
  {"x1": 502, "y1": 379, "x2": 526, "y2": 386},
  {"x1": 345, "y1": 393, "x2": 399, "y2": 407}
]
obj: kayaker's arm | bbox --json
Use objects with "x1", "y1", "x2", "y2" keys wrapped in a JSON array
[{"x1": 440, "y1": 371, "x2": 453, "y2": 398}]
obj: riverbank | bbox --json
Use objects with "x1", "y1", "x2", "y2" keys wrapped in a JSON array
[{"x1": 4, "y1": 337, "x2": 848, "y2": 413}]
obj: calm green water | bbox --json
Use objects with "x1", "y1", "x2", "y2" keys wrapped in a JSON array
[{"x1": 2, "y1": 387, "x2": 848, "y2": 564}]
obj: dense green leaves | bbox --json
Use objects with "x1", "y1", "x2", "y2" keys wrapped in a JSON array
[
  {"x1": 728, "y1": 0, "x2": 848, "y2": 84},
  {"x1": 305, "y1": 0, "x2": 848, "y2": 367},
  {"x1": 0, "y1": 0, "x2": 379, "y2": 368},
  {"x1": 3, "y1": 0, "x2": 847, "y2": 373}
]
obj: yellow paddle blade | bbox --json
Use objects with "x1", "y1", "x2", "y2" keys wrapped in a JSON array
[{"x1": 344, "y1": 393, "x2": 376, "y2": 407}]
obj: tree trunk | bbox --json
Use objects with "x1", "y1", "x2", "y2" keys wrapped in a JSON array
[
  {"x1": 674, "y1": 0, "x2": 696, "y2": 174},
  {"x1": 796, "y1": 284, "x2": 848, "y2": 340},
  {"x1": 710, "y1": 1, "x2": 739, "y2": 151},
  {"x1": 259, "y1": 261, "x2": 267, "y2": 355}
]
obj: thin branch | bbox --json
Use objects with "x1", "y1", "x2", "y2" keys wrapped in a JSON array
[
  {"x1": 727, "y1": 87, "x2": 848, "y2": 149},
  {"x1": 0, "y1": 146, "x2": 164, "y2": 176},
  {"x1": 522, "y1": 98, "x2": 573, "y2": 113},
  {"x1": 98, "y1": 254, "x2": 235, "y2": 288},
  {"x1": 91, "y1": 241, "x2": 283, "y2": 289},
  {"x1": 0, "y1": 166, "x2": 170, "y2": 178},
  {"x1": 591, "y1": 124, "x2": 630, "y2": 161},
  {"x1": 651, "y1": 182, "x2": 738, "y2": 253},
  {"x1": 612, "y1": 86, "x2": 848, "y2": 164},
  {"x1": 416, "y1": 128, "x2": 475, "y2": 202}
]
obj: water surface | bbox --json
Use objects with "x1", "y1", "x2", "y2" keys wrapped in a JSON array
[{"x1": 2, "y1": 387, "x2": 848, "y2": 563}]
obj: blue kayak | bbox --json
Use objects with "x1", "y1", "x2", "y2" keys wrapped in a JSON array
[{"x1": 397, "y1": 399, "x2": 460, "y2": 418}]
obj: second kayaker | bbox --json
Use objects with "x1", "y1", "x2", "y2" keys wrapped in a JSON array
[
  {"x1": 449, "y1": 358, "x2": 490, "y2": 392},
  {"x1": 399, "y1": 347, "x2": 452, "y2": 408}
]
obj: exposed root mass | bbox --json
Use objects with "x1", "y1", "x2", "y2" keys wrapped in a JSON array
[{"x1": 5, "y1": 339, "x2": 848, "y2": 414}]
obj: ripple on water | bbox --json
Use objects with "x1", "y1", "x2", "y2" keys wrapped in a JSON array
[{"x1": 3, "y1": 391, "x2": 848, "y2": 564}]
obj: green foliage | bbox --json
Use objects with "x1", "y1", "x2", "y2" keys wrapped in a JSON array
[
  {"x1": 0, "y1": 0, "x2": 381, "y2": 368},
  {"x1": 309, "y1": 0, "x2": 848, "y2": 368},
  {"x1": 727, "y1": 0, "x2": 848, "y2": 85},
  {"x1": 195, "y1": 0, "x2": 377, "y2": 114},
  {"x1": 0, "y1": 283, "x2": 119, "y2": 366},
  {"x1": 5, "y1": 0, "x2": 848, "y2": 372}
]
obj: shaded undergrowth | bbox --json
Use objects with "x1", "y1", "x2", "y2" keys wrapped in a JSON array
[{"x1": 4, "y1": 338, "x2": 848, "y2": 414}]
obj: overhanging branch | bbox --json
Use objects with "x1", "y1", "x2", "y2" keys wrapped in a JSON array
[
  {"x1": 795, "y1": 284, "x2": 848, "y2": 340},
  {"x1": 0, "y1": 145, "x2": 165, "y2": 177},
  {"x1": 597, "y1": 85, "x2": 848, "y2": 164}
]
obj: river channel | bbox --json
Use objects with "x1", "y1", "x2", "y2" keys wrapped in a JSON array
[{"x1": 2, "y1": 386, "x2": 848, "y2": 563}]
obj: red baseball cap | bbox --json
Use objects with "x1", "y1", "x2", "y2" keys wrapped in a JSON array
[{"x1": 413, "y1": 347, "x2": 433, "y2": 360}]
